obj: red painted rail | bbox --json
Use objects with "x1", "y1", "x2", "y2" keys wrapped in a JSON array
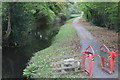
[
  {"x1": 100, "y1": 44, "x2": 120, "y2": 74},
  {"x1": 81, "y1": 46, "x2": 94, "y2": 77}
]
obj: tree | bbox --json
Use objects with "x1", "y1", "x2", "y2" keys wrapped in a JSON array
[
  {"x1": 2, "y1": 2, "x2": 70, "y2": 48},
  {"x1": 77, "y1": 2, "x2": 119, "y2": 32}
]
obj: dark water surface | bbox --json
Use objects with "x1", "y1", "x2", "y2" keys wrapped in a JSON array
[
  {"x1": 2, "y1": 16, "x2": 66, "y2": 78},
  {"x1": 2, "y1": 37, "x2": 52, "y2": 78}
]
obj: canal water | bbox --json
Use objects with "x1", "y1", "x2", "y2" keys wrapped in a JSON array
[
  {"x1": 2, "y1": 33, "x2": 53, "y2": 78},
  {"x1": 2, "y1": 14, "x2": 67, "y2": 78}
]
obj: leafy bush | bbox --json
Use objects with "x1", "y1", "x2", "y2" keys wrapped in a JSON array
[
  {"x1": 78, "y1": 2, "x2": 119, "y2": 32},
  {"x1": 2, "y1": 2, "x2": 69, "y2": 47}
]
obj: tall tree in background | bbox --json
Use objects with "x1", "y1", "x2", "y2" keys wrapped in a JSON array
[
  {"x1": 2, "y1": 2, "x2": 70, "y2": 48},
  {"x1": 78, "y1": 2, "x2": 119, "y2": 32}
]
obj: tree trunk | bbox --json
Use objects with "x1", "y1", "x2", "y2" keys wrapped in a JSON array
[{"x1": 3, "y1": 3, "x2": 12, "y2": 40}]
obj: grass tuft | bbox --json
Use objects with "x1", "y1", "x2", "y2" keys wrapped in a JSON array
[{"x1": 23, "y1": 19, "x2": 85, "y2": 78}]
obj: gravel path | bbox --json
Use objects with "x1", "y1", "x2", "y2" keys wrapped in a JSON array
[{"x1": 72, "y1": 17, "x2": 118, "y2": 78}]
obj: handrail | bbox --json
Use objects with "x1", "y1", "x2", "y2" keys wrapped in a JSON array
[
  {"x1": 100, "y1": 44, "x2": 110, "y2": 52},
  {"x1": 81, "y1": 45, "x2": 95, "y2": 77},
  {"x1": 100, "y1": 44, "x2": 119, "y2": 74},
  {"x1": 85, "y1": 46, "x2": 95, "y2": 55}
]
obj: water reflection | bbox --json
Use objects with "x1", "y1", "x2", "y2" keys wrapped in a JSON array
[{"x1": 2, "y1": 35, "x2": 52, "y2": 78}]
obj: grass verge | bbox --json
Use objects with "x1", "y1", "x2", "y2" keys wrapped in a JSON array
[
  {"x1": 70, "y1": 14, "x2": 81, "y2": 18},
  {"x1": 23, "y1": 18, "x2": 88, "y2": 78}
]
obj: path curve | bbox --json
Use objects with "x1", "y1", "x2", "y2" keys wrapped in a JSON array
[{"x1": 72, "y1": 17, "x2": 118, "y2": 78}]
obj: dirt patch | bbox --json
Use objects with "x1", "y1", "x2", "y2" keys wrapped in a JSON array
[{"x1": 79, "y1": 18, "x2": 118, "y2": 53}]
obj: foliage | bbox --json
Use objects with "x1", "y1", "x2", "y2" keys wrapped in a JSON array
[
  {"x1": 23, "y1": 63, "x2": 38, "y2": 78},
  {"x1": 2, "y1": 2, "x2": 70, "y2": 47},
  {"x1": 23, "y1": 19, "x2": 85, "y2": 78},
  {"x1": 77, "y1": 2, "x2": 119, "y2": 32}
]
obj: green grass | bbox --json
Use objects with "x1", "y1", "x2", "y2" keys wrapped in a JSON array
[
  {"x1": 23, "y1": 18, "x2": 87, "y2": 78},
  {"x1": 66, "y1": 17, "x2": 77, "y2": 23},
  {"x1": 66, "y1": 14, "x2": 81, "y2": 23},
  {"x1": 70, "y1": 14, "x2": 81, "y2": 17}
]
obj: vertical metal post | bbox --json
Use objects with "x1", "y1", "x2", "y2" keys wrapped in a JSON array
[
  {"x1": 81, "y1": 46, "x2": 94, "y2": 77},
  {"x1": 81, "y1": 53, "x2": 86, "y2": 70}
]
